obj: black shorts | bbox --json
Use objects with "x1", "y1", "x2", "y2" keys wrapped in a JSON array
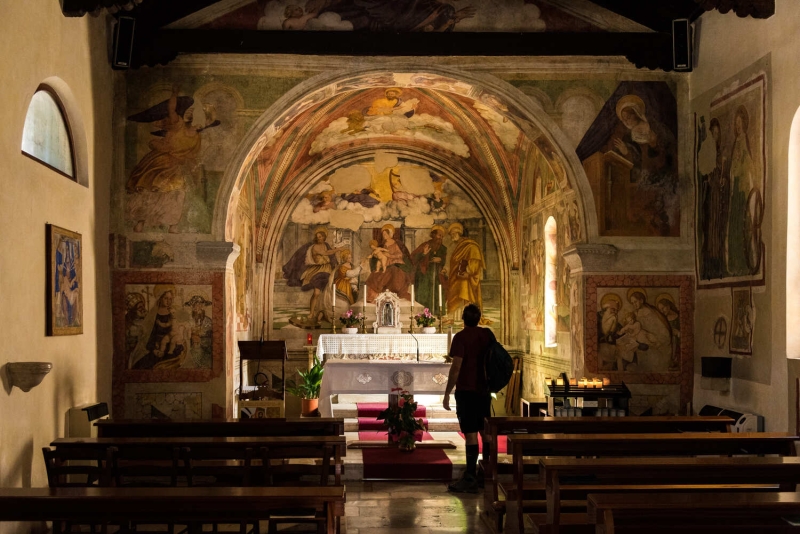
[{"x1": 454, "y1": 390, "x2": 492, "y2": 434}]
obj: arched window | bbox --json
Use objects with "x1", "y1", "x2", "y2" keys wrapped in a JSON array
[
  {"x1": 544, "y1": 216, "x2": 558, "y2": 347},
  {"x1": 788, "y1": 106, "x2": 800, "y2": 358},
  {"x1": 21, "y1": 88, "x2": 75, "y2": 179}
]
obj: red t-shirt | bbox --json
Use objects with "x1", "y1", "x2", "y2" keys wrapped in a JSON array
[{"x1": 449, "y1": 326, "x2": 495, "y2": 392}]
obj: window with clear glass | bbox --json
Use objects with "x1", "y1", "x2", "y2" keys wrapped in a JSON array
[
  {"x1": 21, "y1": 90, "x2": 75, "y2": 179},
  {"x1": 544, "y1": 216, "x2": 558, "y2": 347}
]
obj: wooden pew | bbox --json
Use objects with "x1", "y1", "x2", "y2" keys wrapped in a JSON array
[
  {"x1": 540, "y1": 456, "x2": 800, "y2": 533},
  {"x1": 0, "y1": 486, "x2": 346, "y2": 534},
  {"x1": 587, "y1": 491, "x2": 800, "y2": 534},
  {"x1": 52, "y1": 435, "x2": 347, "y2": 486},
  {"x1": 482, "y1": 416, "x2": 734, "y2": 531},
  {"x1": 95, "y1": 417, "x2": 345, "y2": 438},
  {"x1": 506, "y1": 432, "x2": 797, "y2": 534}
]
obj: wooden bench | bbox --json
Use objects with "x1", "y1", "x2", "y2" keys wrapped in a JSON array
[
  {"x1": 587, "y1": 491, "x2": 800, "y2": 534},
  {"x1": 0, "y1": 486, "x2": 346, "y2": 534},
  {"x1": 52, "y1": 435, "x2": 347, "y2": 486},
  {"x1": 506, "y1": 432, "x2": 797, "y2": 534},
  {"x1": 482, "y1": 416, "x2": 734, "y2": 531},
  {"x1": 538, "y1": 456, "x2": 800, "y2": 533},
  {"x1": 95, "y1": 417, "x2": 345, "y2": 438}
]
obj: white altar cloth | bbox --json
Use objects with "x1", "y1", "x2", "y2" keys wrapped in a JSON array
[
  {"x1": 316, "y1": 333, "x2": 449, "y2": 363},
  {"x1": 318, "y1": 360, "x2": 452, "y2": 417}
]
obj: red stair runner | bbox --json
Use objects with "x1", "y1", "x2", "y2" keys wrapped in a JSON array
[{"x1": 458, "y1": 432, "x2": 508, "y2": 454}]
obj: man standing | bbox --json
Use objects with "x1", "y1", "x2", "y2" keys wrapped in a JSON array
[
  {"x1": 185, "y1": 294, "x2": 213, "y2": 369},
  {"x1": 410, "y1": 225, "x2": 447, "y2": 311},
  {"x1": 444, "y1": 222, "x2": 490, "y2": 325},
  {"x1": 443, "y1": 304, "x2": 494, "y2": 493}
]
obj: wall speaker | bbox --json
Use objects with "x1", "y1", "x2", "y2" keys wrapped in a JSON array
[
  {"x1": 672, "y1": 18, "x2": 692, "y2": 72},
  {"x1": 112, "y1": 16, "x2": 136, "y2": 69}
]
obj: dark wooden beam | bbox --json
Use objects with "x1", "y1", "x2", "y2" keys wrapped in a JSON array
[
  {"x1": 589, "y1": 0, "x2": 705, "y2": 32},
  {"x1": 694, "y1": 0, "x2": 774, "y2": 18},
  {"x1": 131, "y1": 29, "x2": 676, "y2": 71}
]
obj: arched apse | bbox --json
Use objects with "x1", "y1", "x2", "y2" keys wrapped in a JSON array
[{"x1": 215, "y1": 65, "x2": 598, "y2": 349}]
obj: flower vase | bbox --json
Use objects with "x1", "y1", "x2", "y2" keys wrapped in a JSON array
[
  {"x1": 421, "y1": 326, "x2": 437, "y2": 334},
  {"x1": 342, "y1": 327, "x2": 358, "y2": 334},
  {"x1": 398, "y1": 438, "x2": 416, "y2": 452}
]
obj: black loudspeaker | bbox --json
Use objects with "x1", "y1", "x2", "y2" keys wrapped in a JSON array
[
  {"x1": 113, "y1": 16, "x2": 136, "y2": 69},
  {"x1": 672, "y1": 18, "x2": 692, "y2": 72},
  {"x1": 701, "y1": 357, "x2": 732, "y2": 378}
]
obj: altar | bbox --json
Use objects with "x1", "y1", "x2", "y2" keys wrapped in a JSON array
[
  {"x1": 315, "y1": 333, "x2": 450, "y2": 363},
  {"x1": 318, "y1": 360, "x2": 452, "y2": 417}
]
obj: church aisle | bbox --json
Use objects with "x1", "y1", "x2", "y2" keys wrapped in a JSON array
[{"x1": 341, "y1": 480, "x2": 492, "y2": 533}]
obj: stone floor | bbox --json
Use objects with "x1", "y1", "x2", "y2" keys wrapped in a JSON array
[{"x1": 337, "y1": 480, "x2": 493, "y2": 534}]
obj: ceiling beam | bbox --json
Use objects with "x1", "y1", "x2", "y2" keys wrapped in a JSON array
[
  {"x1": 131, "y1": 29, "x2": 676, "y2": 71},
  {"x1": 588, "y1": 0, "x2": 705, "y2": 32}
]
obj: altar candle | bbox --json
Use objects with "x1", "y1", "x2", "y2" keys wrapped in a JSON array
[
  {"x1": 411, "y1": 285, "x2": 415, "y2": 305},
  {"x1": 307, "y1": 333, "x2": 312, "y2": 345},
  {"x1": 438, "y1": 284, "x2": 443, "y2": 309},
  {"x1": 332, "y1": 284, "x2": 336, "y2": 308},
  {"x1": 363, "y1": 285, "x2": 367, "y2": 308}
]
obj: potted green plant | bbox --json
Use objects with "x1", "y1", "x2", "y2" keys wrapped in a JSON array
[{"x1": 286, "y1": 354, "x2": 324, "y2": 416}]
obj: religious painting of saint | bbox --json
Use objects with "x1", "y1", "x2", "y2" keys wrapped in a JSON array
[
  {"x1": 695, "y1": 70, "x2": 767, "y2": 289},
  {"x1": 730, "y1": 287, "x2": 754, "y2": 355},
  {"x1": 46, "y1": 224, "x2": 82, "y2": 336},
  {"x1": 577, "y1": 81, "x2": 679, "y2": 237}
]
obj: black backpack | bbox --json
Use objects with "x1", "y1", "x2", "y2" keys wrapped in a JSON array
[{"x1": 483, "y1": 332, "x2": 514, "y2": 394}]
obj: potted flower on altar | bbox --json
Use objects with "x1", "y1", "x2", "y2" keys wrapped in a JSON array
[
  {"x1": 286, "y1": 354, "x2": 324, "y2": 416},
  {"x1": 377, "y1": 389, "x2": 427, "y2": 452},
  {"x1": 339, "y1": 309, "x2": 363, "y2": 334},
  {"x1": 414, "y1": 308, "x2": 437, "y2": 333}
]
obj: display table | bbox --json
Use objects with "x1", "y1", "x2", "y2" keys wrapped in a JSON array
[
  {"x1": 318, "y1": 360, "x2": 451, "y2": 418},
  {"x1": 316, "y1": 333, "x2": 449, "y2": 362}
]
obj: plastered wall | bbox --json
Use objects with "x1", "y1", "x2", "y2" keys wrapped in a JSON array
[
  {"x1": 0, "y1": 1, "x2": 114, "y2": 525},
  {"x1": 690, "y1": 0, "x2": 799, "y2": 431}
]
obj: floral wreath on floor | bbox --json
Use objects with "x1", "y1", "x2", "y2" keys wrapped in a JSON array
[
  {"x1": 414, "y1": 308, "x2": 436, "y2": 328},
  {"x1": 339, "y1": 309, "x2": 363, "y2": 328},
  {"x1": 377, "y1": 388, "x2": 427, "y2": 450}
]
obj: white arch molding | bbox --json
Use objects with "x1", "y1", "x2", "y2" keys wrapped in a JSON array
[{"x1": 211, "y1": 64, "x2": 599, "y2": 393}]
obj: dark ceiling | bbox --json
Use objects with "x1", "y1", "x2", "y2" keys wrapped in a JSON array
[{"x1": 60, "y1": 0, "x2": 774, "y2": 71}]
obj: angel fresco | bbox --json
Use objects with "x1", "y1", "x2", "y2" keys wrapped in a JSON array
[
  {"x1": 295, "y1": 0, "x2": 476, "y2": 32},
  {"x1": 125, "y1": 86, "x2": 220, "y2": 234}
]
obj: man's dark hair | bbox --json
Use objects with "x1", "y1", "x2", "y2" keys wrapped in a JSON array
[{"x1": 462, "y1": 304, "x2": 481, "y2": 327}]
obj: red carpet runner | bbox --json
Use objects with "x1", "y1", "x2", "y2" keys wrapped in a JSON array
[
  {"x1": 458, "y1": 432, "x2": 508, "y2": 454},
  {"x1": 356, "y1": 403, "x2": 452, "y2": 481}
]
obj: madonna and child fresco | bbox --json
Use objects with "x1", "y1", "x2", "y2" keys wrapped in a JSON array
[
  {"x1": 577, "y1": 81, "x2": 679, "y2": 237},
  {"x1": 125, "y1": 284, "x2": 214, "y2": 371},
  {"x1": 596, "y1": 287, "x2": 681, "y2": 373},
  {"x1": 275, "y1": 156, "x2": 498, "y2": 333}
]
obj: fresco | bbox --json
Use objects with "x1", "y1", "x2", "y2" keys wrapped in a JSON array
[
  {"x1": 174, "y1": 0, "x2": 634, "y2": 33},
  {"x1": 695, "y1": 68, "x2": 767, "y2": 289},
  {"x1": 234, "y1": 169, "x2": 255, "y2": 332},
  {"x1": 132, "y1": 392, "x2": 202, "y2": 420},
  {"x1": 273, "y1": 154, "x2": 499, "y2": 334},
  {"x1": 584, "y1": 275, "x2": 694, "y2": 416},
  {"x1": 577, "y1": 81, "x2": 679, "y2": 237},
  {"x1": 124, "y1": 283, "x2": 215, "y2": 371},
  {"x1": 124, "y1": 84, "x2": 241, "y2": 234}
]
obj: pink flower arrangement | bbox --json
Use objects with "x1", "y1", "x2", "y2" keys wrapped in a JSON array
[
  {"x1": 339, "y1": 309, "x2": 363, "y2": 327},
  {"x1": 377, "y1": 388, "x2": 428, "y2": 448},
  {"x1": 414, "y1": 308, "x2": 436, "y2": 328}
]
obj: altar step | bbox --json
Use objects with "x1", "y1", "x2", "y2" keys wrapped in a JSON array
[{"x1": 332, "y1": 403, "x2": 461, "y2": 432}]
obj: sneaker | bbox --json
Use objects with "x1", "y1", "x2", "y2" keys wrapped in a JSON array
[{"x1": 447, "y1": 473, "x2": 479, "y2": 494}]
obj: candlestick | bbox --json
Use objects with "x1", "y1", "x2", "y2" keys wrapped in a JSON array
[{"x1": 331, "y1": 302, "x2": 336, "y2": 333}]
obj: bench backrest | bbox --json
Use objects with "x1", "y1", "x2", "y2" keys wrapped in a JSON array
[{"x1": 95, "y1": 418, "x2": 345, "y2": 437}]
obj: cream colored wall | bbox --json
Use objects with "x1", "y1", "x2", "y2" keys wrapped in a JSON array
[
  {"x1": 0, "y1": 0, "x2": 114, "y2": 518},
  {"x1": 690, "y1": 0, "x2": 800, "y2": 431}
]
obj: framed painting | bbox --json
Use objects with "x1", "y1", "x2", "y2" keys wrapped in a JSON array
[
  {"x1": 46, "y1": 224, "x2": 82, "y2": 335},
  {"x1": 585, "y1": 275, "x2": 694, "y2": 414},
  {"x1": 730, "y1": 287, "x2": 754, "y2": 355}
]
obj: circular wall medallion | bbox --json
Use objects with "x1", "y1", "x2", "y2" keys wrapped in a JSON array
[{"x1": 391, "y1": 370, "x2": 414, "y2": 387}]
